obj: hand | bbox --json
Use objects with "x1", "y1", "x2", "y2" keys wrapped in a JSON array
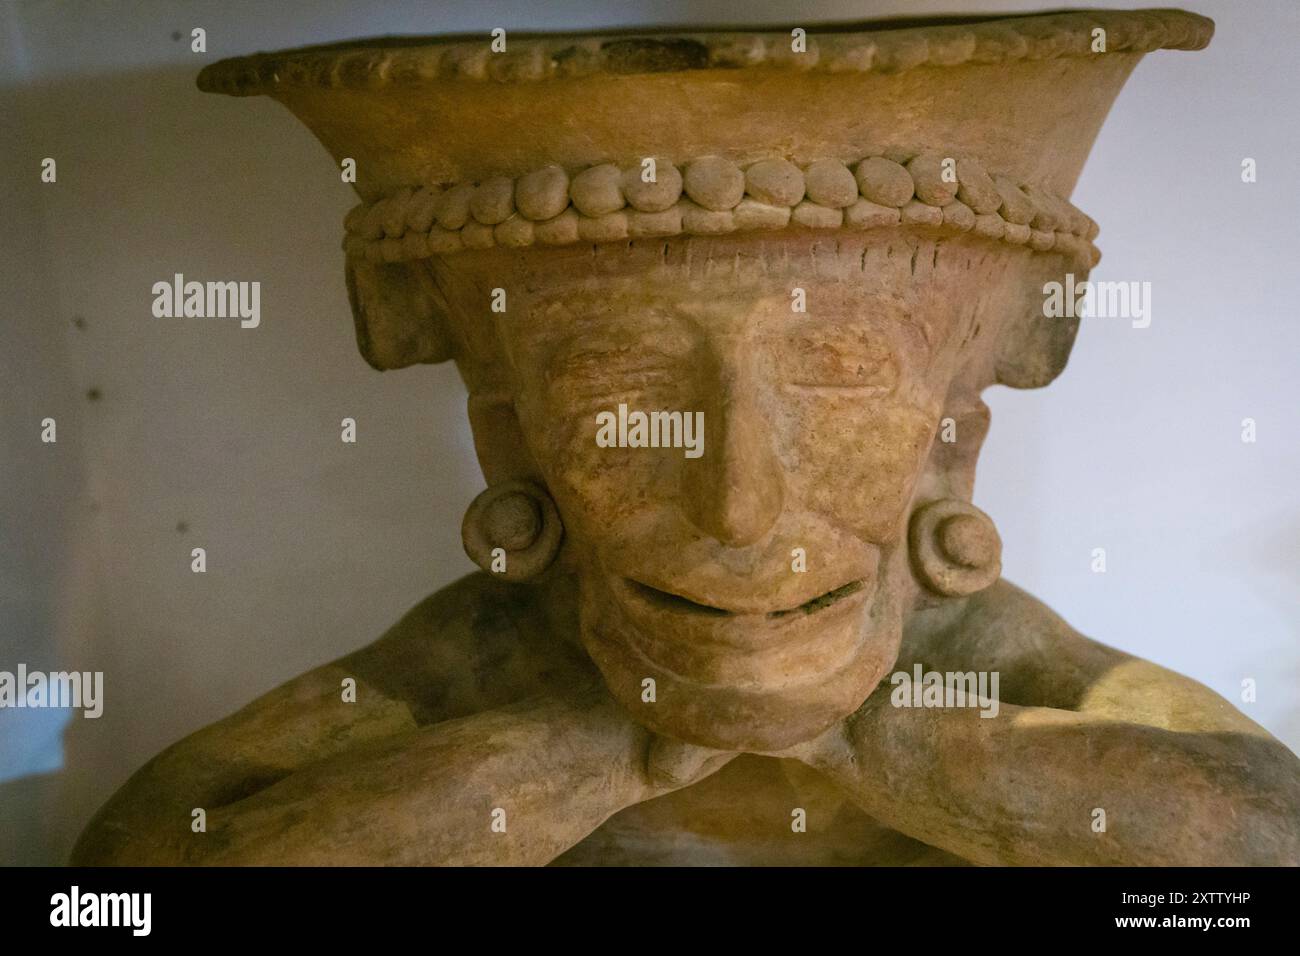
[
  {"x1": 773, "y1": 674, "x2": 1300, "y2": 866},
  {"x1": 193, "y1": 677, "x2": 736, "y2": 866}
]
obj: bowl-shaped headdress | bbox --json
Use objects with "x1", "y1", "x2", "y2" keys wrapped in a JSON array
[{"x1": 199, "y1": 9, "x2": 1212, "y2": 382}]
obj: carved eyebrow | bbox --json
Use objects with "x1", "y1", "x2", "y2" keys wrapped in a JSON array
[
  {"x1": 525, "y1": 302, "x2": 693, "y2": 354},
  {"x1": 509, "y1": 307, "x2": 607, "y2": 362},
  {"x1": 540, "y1": 311, "x2": 605, "y2": 347},
  {"x1": 783, "y1": 312, "x2": 933, "y2": 354}
]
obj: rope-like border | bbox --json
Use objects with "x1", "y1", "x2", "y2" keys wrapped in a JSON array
[
  {"x1": 341, "y1": 152, "x2": 1101, "y2": 267},
  {"x1": 198, "y1": 10, "x2": 1212, "y2": 95}
]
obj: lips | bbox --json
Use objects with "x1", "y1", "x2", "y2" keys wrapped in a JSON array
[
  {"x1": 583, "y1": 563, "x2": 876, "y2": 695},
  {"x1": 576, "y1": 542, "x2": 904, "y2": 748},
  {"x1": 605, "y1": 566, "x2": 873, "y2": 663},
  {"x1": 624, "y1": 576, "x2": 866, "y2": 620}
]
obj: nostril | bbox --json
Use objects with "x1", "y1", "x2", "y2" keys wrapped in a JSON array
[
  {"x1": 680, "y1": 440, "x2": 785, "y2": 547},
  {"x1": 722, "y1": 504, "x2": 776, "y2": 547}
]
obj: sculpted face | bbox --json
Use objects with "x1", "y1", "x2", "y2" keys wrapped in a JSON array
[{"x1": 444, "y1": 235, "x2": 1004, "y2": 750}]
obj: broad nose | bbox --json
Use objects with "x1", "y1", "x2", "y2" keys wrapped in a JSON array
[{"x1": 680, "y1": 351, "x2": 785, "y2": 547}]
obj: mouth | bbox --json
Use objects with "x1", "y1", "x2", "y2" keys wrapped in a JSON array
[{"x1": 625, "y1": 577, "x2": 866, "y2": 620}]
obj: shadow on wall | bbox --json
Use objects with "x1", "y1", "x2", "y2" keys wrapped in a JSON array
[
  {"x1": 0, "y1": 27, "x2": 98, "y2": 864},
  {"x1": 3, "y1": 63, "x2": 482, "y2": 865}
]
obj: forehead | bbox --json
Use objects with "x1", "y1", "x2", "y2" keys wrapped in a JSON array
[
  {"x1": 434, "y1": 232, "x2": 1015, "y2": 389},
  {"x1": 478, "y1": 235, "x2": 957, "y2": 335},
  {"x1": 511, "y1": 277, "x2": 935, "y2": 365}
]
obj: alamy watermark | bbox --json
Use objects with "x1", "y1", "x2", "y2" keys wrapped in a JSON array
[
  {"x1": 596, "y1": 403, "x2": 704, "y2": 459},
  {"x1": 152, "y1": 273, "x2": 260, "y2": 328},
  {"x1": 50, "y1": 886, "x2": 150, "y2": 936},
  {"x1": 890, "y1": 664, "x2": 1000, "y2": 718},
  {"x1": 1043, "y1": 273, "x2": 1151, "y2": 329},
  {"x1": 0, "y1": 665, "x2": 103, "y2": 718}
]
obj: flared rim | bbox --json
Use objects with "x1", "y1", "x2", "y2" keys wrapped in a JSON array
[{"x1": 197, "y1": 8, "x2": 1213, "y2": 97}]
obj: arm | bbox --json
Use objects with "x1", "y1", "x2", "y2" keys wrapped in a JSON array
[
  {"x1": 783, "y1": 581, "x2": 1300, "y2": 865},
  {"x1": 72, "y1": 575, "x2": 732, "y2": 865},
  {"x1": 198, "y1": 687, "x2": 728, "y2": 866},
  {"x1": 75, "y1": 679, "x2": 731, "y2": 866}
]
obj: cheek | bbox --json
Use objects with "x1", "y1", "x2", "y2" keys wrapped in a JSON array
[
  {"x1": 513, "y1": 382, "x2": 682, "y2": 539},
  {"x1": 785, "y1": 394, "x2": 936, "y2": 543}
]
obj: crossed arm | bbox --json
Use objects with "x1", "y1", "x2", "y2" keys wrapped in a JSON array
[
  {"x1": 70, "y1": 580, "x2": 732, "y2": 866},
  {"x1": 73, "y1": 577, "x2": 1300, "y2": 866},
  {"x1": 780, "y1": 581, "x2": 1300, "y2": 865}
]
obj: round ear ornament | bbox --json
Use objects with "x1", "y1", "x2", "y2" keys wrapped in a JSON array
[
  {"x1": 462, "y1": 480, "x2": 563, "y2": 581},
  {"x1": 908, "y1": 499, "x2": 1002, "y2": 597}
]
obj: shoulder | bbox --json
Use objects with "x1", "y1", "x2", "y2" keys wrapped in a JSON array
[
  {"x1": 917, "y1": 580, "x2": 1267, "y2": 735},
  {"x1": 340, "y1": 571, "x2": 589, "y2": 724},
  {"x1": 71, "y1": 573, "x2": 585, "y2": 863},
  {"x1": 201, "y1": 571, "x2": 587, "y2": 750},
  {"x1": 905, "y1": 579, "x2": 1129, "y2": 708}
]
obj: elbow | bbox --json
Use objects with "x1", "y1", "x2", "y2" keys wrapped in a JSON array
[
  {"x1": 71, "y1": 805, "x2": 197, "y2": 867},
  {"x1": 69, "y1": 765, "x2": 203, "y2": 867}
]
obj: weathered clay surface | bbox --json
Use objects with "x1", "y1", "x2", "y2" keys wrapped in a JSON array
[{"x1": 73, "y1": 9, "x2": 1300, "y2": 867}]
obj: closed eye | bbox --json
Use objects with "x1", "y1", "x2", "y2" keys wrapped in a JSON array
[
  {"x1": 547, "y1": 347, "x2": 682, "y2": 403},
  {"x1": 781, "y1": 349, "x2": 899, "y2": 393}
]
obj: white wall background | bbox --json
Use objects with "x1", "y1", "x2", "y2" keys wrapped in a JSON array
[{"x1": 2, "y1": 0, "x2": 1296, "y2": 866}]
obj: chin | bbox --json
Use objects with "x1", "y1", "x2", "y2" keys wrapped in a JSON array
[{"x1": 577, "y1": 551, "x2": 906, "y2": 752}]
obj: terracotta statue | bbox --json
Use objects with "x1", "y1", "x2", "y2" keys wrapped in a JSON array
[{"x1": 73, "y1": 9, "x2": 1300, "y2": 866}]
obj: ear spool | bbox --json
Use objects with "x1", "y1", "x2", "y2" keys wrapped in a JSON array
[
  {"x1": 908, "y1": 498, "x2": 1002, "y2": 597},
  {"x1": 462, "y1": 480, "x2": 564, "y2": 581}
]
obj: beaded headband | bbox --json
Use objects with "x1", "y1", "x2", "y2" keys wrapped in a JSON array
[{"x1": 341, "y1": 151, "x2": 1100, "y2": 268}]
